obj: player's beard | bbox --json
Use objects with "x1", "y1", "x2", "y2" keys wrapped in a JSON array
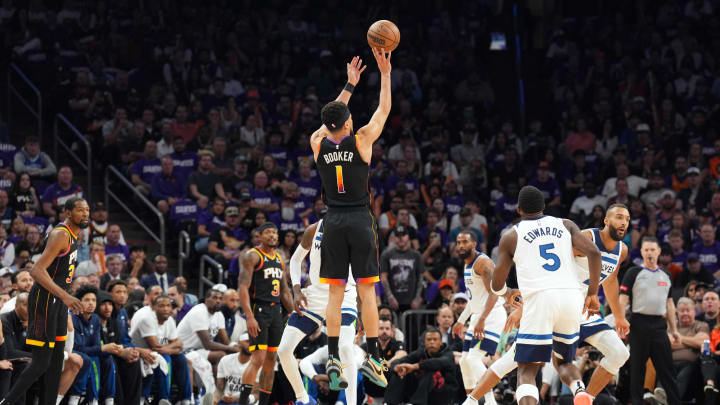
[
  {"x1": 607, "y1": 224, "x2": 625, "y2": 241},
  {"x1": 457, "y1": 249, "x2": 471, "y2": 260},
  {"x1": 78, "y1": 219, "x2": 90, "y2": 229}
]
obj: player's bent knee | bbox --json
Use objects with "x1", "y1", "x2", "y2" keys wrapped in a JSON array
[
  {"x1": 600, "y1": 342, "x2": 630, "y2": 376},
  {"x1": 516, "y1": 384, "x2": 539, "y2": 402}
]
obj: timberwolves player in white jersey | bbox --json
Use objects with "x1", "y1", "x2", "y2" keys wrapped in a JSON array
[
  {"x1": 490, "y1": 186, "x2": 602, "y2": 405},
  {"x1": 464, "y1": 204, "x2": 631, "y2": 404},
  {"x1": 451, "y1": 231, "x2": 506, "y2": 405},
  {"x1": 277, "y1": 219, "x2": 360, "y2": 405}
]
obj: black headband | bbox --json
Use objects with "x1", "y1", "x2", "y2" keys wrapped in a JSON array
[
  {"x1": 324, "y1": 107, "x2": 351, "y2": 130},
  {"x1": 257, "y1": 222, "x2": 278, "y2": 233}
]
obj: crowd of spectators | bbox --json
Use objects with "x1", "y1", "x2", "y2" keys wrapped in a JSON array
[{"x1": 2, "y1": 0, "x2": 720, "y2": 403}]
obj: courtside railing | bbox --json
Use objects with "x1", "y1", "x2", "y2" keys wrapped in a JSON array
[
  {"x1": 199, "y1": 254, "x2": 223, "y2": 296},
  {"x1": 104, "y1": 165, "x2": 165, "y2": 254},
  {"x1": 178, "y1": 230, "x2": 191, "y2": 278},
  {"x1": 7, "y1": 63, "x2": 42, "y2": 139},
  {"x1": 54, "y1": 114, "x2": 92, "y2": 203},
  {"x1": 400, "y1": 309, "x2": 439, "y2": 352}
]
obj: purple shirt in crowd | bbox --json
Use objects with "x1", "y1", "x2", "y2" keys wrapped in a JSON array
[
  {"x1": 105, "y1": 243, "x2": 130, "y2": 262},
  {"x1": 692, "y1": 241, "x2": 720, "y2": 273},
  {"x1": 130, "y1": 158, "x2": 162, "y2": 184}
]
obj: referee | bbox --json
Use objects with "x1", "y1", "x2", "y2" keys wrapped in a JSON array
[{"x1": 620, "y1": 236, "x2": 681, "y2": 405}]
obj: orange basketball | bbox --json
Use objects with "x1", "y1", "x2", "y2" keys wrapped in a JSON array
[{"x1": 367, "y1": 20, "x2": 400, "y2": 52}]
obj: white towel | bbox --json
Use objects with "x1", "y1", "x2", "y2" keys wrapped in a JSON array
[
  {"x1": 185, "y1": 350, "x2": 215, "y2": 393},
  {"x1": 140, "y1": 352, "x2": 168, "y2": 377}
]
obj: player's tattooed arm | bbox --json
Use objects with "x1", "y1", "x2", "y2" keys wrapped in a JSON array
[
  {"x1": 280, "y1": 264, "x2": 294, "y2": 314},
  {"x1": 476, "y1": 256, "x2": 499, "y2": 321},
  {"x1": 563, "y1": 219, "x2": 602, "y2": 296},
  {"x1": 30, "y1": 229, "x2": 83, "y2": 314},
  {"x1": 237, "y1": 250, "x2": 259, "y2": 324}
]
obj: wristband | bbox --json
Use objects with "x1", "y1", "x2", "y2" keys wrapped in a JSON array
[
  {"x1": 491, "y1": 283, "x2": 507, "y2": 296},
  {"x1": 343, "y1": 82, "x2": 355, "y2": 93}
]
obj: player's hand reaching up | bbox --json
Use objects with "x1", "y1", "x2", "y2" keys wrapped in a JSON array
[
  {"x1": 371, "y1": 47, "x2": 392, "y2": 74},
  {"x1": 582, "y1": 294, "x2": 601, "y2": 318},
  {"x1": 347, "y1": 56, "x2": 367, "y2": 86},
  {"x1": 63, "y1": 293, "x2": 83, "y2": 315}
]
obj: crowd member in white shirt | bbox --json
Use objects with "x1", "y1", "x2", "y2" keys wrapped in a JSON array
[
  {"x1": 176, "y1": 288, "x2": 240, "y2": 400},
  {"x1": 0, "y1": 270, "x2": 33, "y2": 315},
  {"x1": 214, "y1": 334, "x2": 252, "y2": 405},
  {"x1": 601, "y1": 162, "x2": 648, "y2": 198},
  {"x1": 130, "y1": 294, "x2": 192, "y2": 405},
  {"x1": 570, "y1": 181, "x2": 608, "y2": 219}
]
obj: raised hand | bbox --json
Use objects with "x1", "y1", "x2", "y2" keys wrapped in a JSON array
[
  {"x1": 371, "y1": 47, "x2": 392, "y2": 75},
  {"x1": 347, "y1": 56, "x2": 367, "y2": 86}
]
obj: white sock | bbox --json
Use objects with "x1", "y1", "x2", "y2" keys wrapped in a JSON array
[
  {"x1": 56, "y1": 395, "x2": 64, "y2": 405},
  {"x1": 484, "y1": 390, "x2": 498, "y2": 405},
  {"x1": 90, "y1": 399, "x2": 98, "y2": 405},
  {"x1": 68, "y1": 396, "x2": 80, "y2": 405},
  {"x1": 571, "y1": 379, "x2": 586, "y2": 395},
  {"x1": 105, "y1": 398, "x2": 114, "y2": 405}
]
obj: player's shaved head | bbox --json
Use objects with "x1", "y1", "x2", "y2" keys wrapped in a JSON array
[
  {"x1": 16, "y1": 292, "x2": 28, "y2": 305},
  {"x1": 517, "y1": 186, "x2": 545, "y2": 215},
  {"x1": 606, "y1": 203, "x2": 629, "y2": 217}
]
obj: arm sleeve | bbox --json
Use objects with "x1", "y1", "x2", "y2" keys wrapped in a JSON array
[
  {"x1": 620, "y1": 266, "x2": 641, "y2": 298},
  {"x1": 299, "y1": 346, "x2": 328, "y2": 379},
  {"x1": 290, "y1": 244, "x2": 309, "y2": 286}
]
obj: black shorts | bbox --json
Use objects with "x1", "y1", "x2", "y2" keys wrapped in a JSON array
[
  {"x1": 26, "y1": 286, "x2": 68, "y2": 348},
  {"x1": 319, "y1": 206, "x2": 379, "y2": 285},
  {"x1": 249, "y1": 301, "x2": 283, "y2": 352}
]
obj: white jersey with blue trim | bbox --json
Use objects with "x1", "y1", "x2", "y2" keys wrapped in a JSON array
[
  {"x1": 464, "y1": 252, "x2": 505, "y2": 314},
  {"x1": 513, "y1": 215, "x2": 581, "y2": 296},
  {"x1": 574, "y1": 228, "x2": 624, "y2": 293},
  {"x1": 309, "y1": 220, "x2": 355, "y2": 287}
]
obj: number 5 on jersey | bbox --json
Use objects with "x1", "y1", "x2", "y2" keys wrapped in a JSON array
[
  {"x1": 335, "y1": 165, "x2": 345, "y2": 193},
  {"x1": 539, "y1": 243, "x2": 560, "y2": 271}
]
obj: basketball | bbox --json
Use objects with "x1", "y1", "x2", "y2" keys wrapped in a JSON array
[{"x1": 367, "y1": 20, "x2": 400, "y2": 51}]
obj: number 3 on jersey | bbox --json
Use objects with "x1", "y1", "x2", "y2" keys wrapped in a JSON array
[
  {"x1": 539, "y1": 243, "x2": 560, "y2": 271},
  {"x1": 66, "y1": 264, "x2": 75, "y2": 284},
  {"x1": 335, "y1": 165, "x2": 345, "y2": 193}
]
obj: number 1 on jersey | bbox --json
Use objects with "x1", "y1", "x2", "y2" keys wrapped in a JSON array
[{"x1": 335, "y1": 165, "x2": 345, "y2": 193}]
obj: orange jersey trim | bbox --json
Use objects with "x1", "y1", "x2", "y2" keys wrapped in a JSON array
[
  {"x1": 319, "y1": 277, "x2": 347, "y2": 285},
  {"x1": 356, "y1": 276, "x2": 380, "y2": 284}
]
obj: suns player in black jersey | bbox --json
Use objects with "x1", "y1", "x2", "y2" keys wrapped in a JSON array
[
  {"x1": 0, "y1": 197, "x2": 87, "y2": 405},
  {"x1": 309, "y1": 47, "x2": 392, "y2": 390},
  {"x1": 236, "y1": 222, "x2": 293, "y2": 405}
]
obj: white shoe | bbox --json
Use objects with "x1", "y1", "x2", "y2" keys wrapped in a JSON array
[
  {"x1": 653, "y1": 387, "x2": 667, "y2": 405},
  {"x1": 159, "y1": 400, "x2": 172, "y2": 405}
]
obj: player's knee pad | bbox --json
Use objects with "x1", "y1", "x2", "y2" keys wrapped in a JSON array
[
  {"x1": 488, "y1": 348, "x2": 518, "y2": 378},
  {"x1": 516, "y1": 384, "x2": 539, "y2": 402},
  {"x1": 459, "y1": 352, "x2": 474, "y2": 389},
  {"x1": 590, "y1": 331, "x2": 629, "y2": 375},
  {"x1": 277, "y1": 326, "x2": 305, "y2": 357},
  {"x1": 598, "y1": 341, "x2": 629, "y2": 375}
]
